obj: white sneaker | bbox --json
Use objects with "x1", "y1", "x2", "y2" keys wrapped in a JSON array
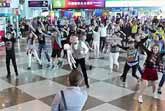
[
  {"x1": 120, "y1": 82, "x2": 127, "y2": 87},
  {"x1": 153, "y1": 93, "x2": 158, "y2": 99},
  {"x1": 138, "y1": 95, "x2": 143, "y2": 103}
]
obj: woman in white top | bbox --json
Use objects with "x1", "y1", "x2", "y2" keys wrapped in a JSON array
[
  {"x1": 51, "y1": 69, "x2": 88, "y2": 111},
  {"x1": 100, "y1": 23, "x2": 108, "y2": 52},
  {"x1": 92, "y1": 26, "x2": 100, "y2": 58}
]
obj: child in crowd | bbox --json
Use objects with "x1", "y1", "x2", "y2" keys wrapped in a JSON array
[
  {"x1": 137, "y1": 44, "x2": 165, "y2": 103},
  {"x1": 118, "y1": 36, "x2": 148, "y2": 86}
]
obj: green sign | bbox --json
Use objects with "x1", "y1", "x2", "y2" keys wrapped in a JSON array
[{"x1": 52, "y1": 0, "x2": 65, "y2": 8}]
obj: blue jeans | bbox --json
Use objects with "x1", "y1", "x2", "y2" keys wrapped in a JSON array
[
  {"x1": 38, "y1": 44, "x2": 50, "y2": 62},
  {"x1": 159, "y1": 73, "x2": 165, "y2": 87}
]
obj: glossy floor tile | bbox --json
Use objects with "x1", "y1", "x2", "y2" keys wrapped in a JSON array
[{"x1": 0, "y1": 39, "x2": 165, "y2": 111}]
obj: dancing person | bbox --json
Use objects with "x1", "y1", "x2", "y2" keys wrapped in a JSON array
[
  {"x1": 118, "y1": 36, "x2": 148, "y2": 87},
  {"x1": 137, "y1": 44, "x2": 165, "y2": 103},
  {"x1": 26, "y1": 31, "x2": 42, "y2": 70},
  {"x1": 2, "y1": 31, "x2": 18, "y2": 78},
  {"x1": 37, "y1": 27, "x2": 51, "y2": 68},
  {"x1": 70, "y1": 35, "x2": 89, "y2": 88},
  {"x1": 100, "y1": 23, "x2": 108, "y2": 52},
  {"x1": 108, "y1": 33, "x2": 121, "y2": 73},
  {"x1": 92, "y1": 26, "x2": 100, "y2": 58},
  {"x1": 51, "y1": 27, "x2": 63, "y2": 69}
]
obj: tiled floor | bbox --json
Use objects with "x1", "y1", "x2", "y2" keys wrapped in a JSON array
[{"x1": 0, "y1": 39, "x2": 165, "y2": 111}]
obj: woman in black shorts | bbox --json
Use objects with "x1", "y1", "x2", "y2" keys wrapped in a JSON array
[{"x1": 51, "y1": 28, "x2": 63, "y2": 69}]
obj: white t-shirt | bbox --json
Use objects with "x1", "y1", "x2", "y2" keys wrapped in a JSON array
[
  {"x1": 100, "y1": 26, "x2": 107, "y2": 37},
  {"x1": 93, "y1": 31, "x2": 100, "y2": 42}
]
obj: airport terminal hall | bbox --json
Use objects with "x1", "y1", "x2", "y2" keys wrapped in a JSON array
[{"x1": 0, "y1": 0, "x2": 165, "y2": 111}]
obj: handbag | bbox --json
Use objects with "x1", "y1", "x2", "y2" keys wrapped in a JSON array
[{"x1": 58, "y1": 90, "x2": 67, "y2": 111}]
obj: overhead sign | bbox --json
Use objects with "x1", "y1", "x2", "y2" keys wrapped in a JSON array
[
  {"x1": 52, "y1": 0, "x2": 105, "y2": 9},
  {"x1": 106, "y1": 0, "x2": 165, "y2": 7},
  {"x1": 28, "y1": 0, "x2": 48, "y2": 7}
]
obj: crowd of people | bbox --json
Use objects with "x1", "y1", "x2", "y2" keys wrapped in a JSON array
[{"x1": 2, "y1": 14, "x2": 165, "y2": 110}]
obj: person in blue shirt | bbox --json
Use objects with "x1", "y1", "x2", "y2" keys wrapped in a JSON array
[{"x1": 51, "y1": 69, "x2": 87, "y2": 111}]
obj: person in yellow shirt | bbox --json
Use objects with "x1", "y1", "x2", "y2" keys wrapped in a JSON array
[
  {"x1": 155, "y1": 25, "x2": 165, "y2": 40},
  {"x1": 131, "y1": 21, "x2": 138, "y2": 38},
  {"x1": 151, "y1": 25, "x2": 165, "y2": 41}
]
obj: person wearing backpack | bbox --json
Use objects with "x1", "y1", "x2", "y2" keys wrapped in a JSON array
[{"x1": 51, "y1": 69, "x2": 88, "y2": 111}]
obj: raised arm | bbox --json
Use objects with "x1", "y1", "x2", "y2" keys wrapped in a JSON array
[
  {"x1": 140, "y1": 44, "x2": 150, "y2": 55},
  {"x1": 135, "y1": 36, "x2": 148, "y2": 48},
  {"x1": 117, "y1": 44, "x2": 129, "y2": 50}
]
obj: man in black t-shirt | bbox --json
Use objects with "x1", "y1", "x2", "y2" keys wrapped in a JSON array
[{"x1": 2, "y1": 31, "x2": 18, "y2": 78}]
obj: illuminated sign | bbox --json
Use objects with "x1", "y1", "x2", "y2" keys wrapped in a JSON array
[
  {"x1": 52, "y1": 0, "x2": 105, "y2": 9},
  {"x1": 105, "y1": 0, "x2": 165, "y2": 7},
  {"x1": 28, "y1": 0, "x2": 48, "y2": 7}
]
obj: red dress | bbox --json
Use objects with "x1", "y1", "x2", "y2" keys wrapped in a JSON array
[
  {"x1": 141, "y1": 45, "x2": 160, "y2": 81},
  {"x1": 142, "y1": 67, "x2": 158, "y2": 81}
]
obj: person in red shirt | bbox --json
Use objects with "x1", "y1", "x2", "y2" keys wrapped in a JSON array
[{"x1": 51, "y1": 27, "x2": 63, "y2": 69}]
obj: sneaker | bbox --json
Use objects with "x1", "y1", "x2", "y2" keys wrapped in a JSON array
[
  {"x1": 16, "y1": 73, "x2": 19, "y2": 77},
  {"x1": 46, "y1": 64, "x2": 50, "y2": 68},
  {"x1": 27, "y1": 67, "x2": 31, "y2": 70},
  {"x1": 57, "y1": 61, "x2": 63, "y2": 68},
  {"x1": 120, "y1": 82, "x2": 127, "y2": 87},
  {"x1": 86, "y1": 84, "x2": 90, "y2": 88},
  {"x1": 51, "y1": 65, "x2": 55, "y2": 69},
  {"x1": 89, "y1": 65, "x2": 92, "y2": 70},
  {"x1": 39, "y1": 64, "x2": 42, "y2": 69},
  {"x1": 6, "y1": 74, "x2": 11, "y2": 79},
  {"x1": 157, "y1": 88, "x2": 162, "y2": 94},
  {"x1": 153, "y1": 93, "x2": 158, "y2": 99},
  {"x1": 138, "y1": 95, "x2": 143, "y2": 103},
  {"x1": 120, "y1": 76, "x2": 124, "y2": 81}
]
